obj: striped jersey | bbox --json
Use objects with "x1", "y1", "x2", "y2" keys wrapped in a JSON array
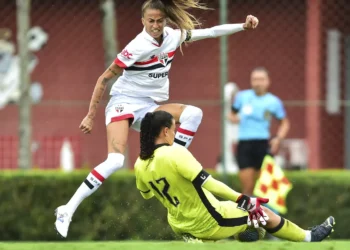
[{"x1": 112, "y1": 27, "x2": 184, "y2": 102}]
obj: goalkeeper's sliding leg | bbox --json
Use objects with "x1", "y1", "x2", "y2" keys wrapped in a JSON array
[{"x1": 262, "y1": 207, "x2": 335, "y2": 242}]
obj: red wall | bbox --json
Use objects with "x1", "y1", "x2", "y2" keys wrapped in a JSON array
[{"x1": 1, "y1": 0, "x2": 343, "y2": 169}]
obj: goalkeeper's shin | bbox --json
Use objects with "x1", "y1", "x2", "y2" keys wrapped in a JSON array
[{"x1": 266, "y1": 217, "x2": 310, "y2": 242}]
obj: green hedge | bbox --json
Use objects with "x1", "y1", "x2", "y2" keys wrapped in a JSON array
[{"x1": 0, "y1": 170, "x2": 349, "y2": 241}]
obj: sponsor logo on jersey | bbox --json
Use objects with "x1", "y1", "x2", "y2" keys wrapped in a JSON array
[
  {"x1": 121, "y1": 49, "x2": 132, "y2": 59},
  {"x1": 148, "y1": 72, "x2": 169, "y2": 78}
]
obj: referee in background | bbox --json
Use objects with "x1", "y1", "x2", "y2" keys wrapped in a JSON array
[{"x1": 228, "y1": 67, "x2": 290, "y2": 196}]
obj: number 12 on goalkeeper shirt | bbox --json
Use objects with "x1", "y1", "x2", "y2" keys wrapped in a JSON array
[{"x1": 149, "y1": 177, "x2": 180, "y2": 207}]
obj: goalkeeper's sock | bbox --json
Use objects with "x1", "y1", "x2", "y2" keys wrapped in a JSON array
[
  {"x1": 174, "y1": 105, "x2": 202, "y2": 148},
  {"x1": 266, "y1": 217, "x2": 312, "y2": 242}
]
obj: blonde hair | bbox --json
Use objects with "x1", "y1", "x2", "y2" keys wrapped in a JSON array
[{"x1": 142, "y1": 0, "x2": 209, "y2": 36}]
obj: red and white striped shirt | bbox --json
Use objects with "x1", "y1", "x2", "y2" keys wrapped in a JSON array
[
  {"x1": 111, "y1": 27, "x2": 183, "y2": 102},
  {"x1": 111, "y1": 23, "x2": 245, "y2": 102}
]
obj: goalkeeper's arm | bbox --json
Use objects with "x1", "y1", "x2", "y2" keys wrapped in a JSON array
[
  {"x1": 201, "y1": 173, "x2": 269, "y2": 227},
  {"x1": 202, "y1": 175, "x2": 241, "y2": 202}
]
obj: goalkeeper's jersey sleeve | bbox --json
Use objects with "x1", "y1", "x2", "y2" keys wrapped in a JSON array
[{"x1": 134, "y1": 145, "x2": 221, "y2": 236}]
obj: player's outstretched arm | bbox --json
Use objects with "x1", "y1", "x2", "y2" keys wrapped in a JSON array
[
  {"x1": 202, "y1": 176, "x2": 241, "y2": 202},
  {"x1": 79, "y1": 62, "x2": 123, "y2": 134},
  {"x1": 203, "y1": 177, "x2": 269, "y2": 228},
  {"x1": 185, "y1": 15, "x2": 259, "y2": 42}
]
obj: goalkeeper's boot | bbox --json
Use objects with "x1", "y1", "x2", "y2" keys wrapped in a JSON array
[
  {"x1": 310, "y1": 216, "x2": 335, "y2": 242},
  {"x1": 182, "y1": 233, "x2": 203, "y2": 243},
  {"x1": 54, "y1": 205, "x2": 72, "y2": 238}
]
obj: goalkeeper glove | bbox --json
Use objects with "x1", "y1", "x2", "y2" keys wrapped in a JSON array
[{"x1": 236, "y1": 194, "x2": 270, "y2": 228}]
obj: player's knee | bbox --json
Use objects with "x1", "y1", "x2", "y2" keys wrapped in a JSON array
[
  {"x1": 262, "y1": 207, "x2": 280, "y2": 227},
  {"x1": 180, "y1": 105, "x2": 203, "y2": 127},
  {"x1": 94, "y1": 153, "x2": 125, "y2": 178}
]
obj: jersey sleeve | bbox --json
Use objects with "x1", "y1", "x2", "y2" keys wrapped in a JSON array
[
  {"x1": 184, "y1": 24, "x2": 244, "y2": 42},
  {"x1": 114, "y1": 40, "x2": 143, "y2": 69},
  {"x1": 202, "y1": 176, "x2": 241, "y2": 202},
  {"x1": 171, "y1": 28, "x2": 186, "y2": 48},
  {"x1": 272, "y1": 97, "x2": 286, "y2": 120},
  {"x1": 232, "y1": 91, "x2": 243, "y2": 113},
  {"x1": 173, "y1": 146, "x2": 203, "y2": 181}
]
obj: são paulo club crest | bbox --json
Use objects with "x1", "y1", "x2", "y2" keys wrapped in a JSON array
[
  {"x1": 115, "y1": 104, "x2": 124, "y2": 113},
  {"x1": 157, "y1": 52, "x2": 169, "y2": 66}
]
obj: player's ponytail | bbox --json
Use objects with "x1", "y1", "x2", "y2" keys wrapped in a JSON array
[
  {"x1": 142, "y1": 0, "x2": 209, "y2": 34},
  {"x1": 140, "y1": 111, "x2": 174, "y2": 160}
]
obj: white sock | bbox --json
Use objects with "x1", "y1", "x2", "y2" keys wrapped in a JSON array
[
  {"x1": 65, "y1": 153, "x2": 124, "y2": 215},
  {"x1": 174, "y1": 105, "x2": 203, "y2": 148},
  {"x1": 174, "y1": 127, "x2": 195, "y2": 148},
  {"x1": 303, "y1": 230, "x2": 312, "y2": 242},
  {"x1": 66, "y1": 170, "x2": 104, "y2": 215}
]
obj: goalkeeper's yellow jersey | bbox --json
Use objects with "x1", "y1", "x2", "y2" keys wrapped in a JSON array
[{"x1": 134, "y1": 144, "x2": 226, "y2": 236}]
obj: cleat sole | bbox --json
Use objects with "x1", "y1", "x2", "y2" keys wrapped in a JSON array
[{"x1": 54, "y1": 225, "x2": 65, "y2": 239}]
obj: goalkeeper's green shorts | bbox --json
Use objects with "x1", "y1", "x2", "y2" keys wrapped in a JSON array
[{"x1": 191, "y1": 201, "x2": 248, "y2": 241}]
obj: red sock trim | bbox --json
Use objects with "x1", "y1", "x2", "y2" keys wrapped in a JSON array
[
  {"x1": 177, "y1": 127, "x2": 195, "y2": 136},
  {"x1": 91, "y1": 169, "x2": 105, "y2": 182}
]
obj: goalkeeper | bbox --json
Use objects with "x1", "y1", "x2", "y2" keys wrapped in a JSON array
[{"x1": 135, "y1": 110, "x2": 335, "y2": 242}]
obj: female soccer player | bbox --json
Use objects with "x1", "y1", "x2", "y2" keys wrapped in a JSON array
[
  {"x1": 55, "y1": 0, "x2": 259, "y2": 237},
  {"x1": 135, "y1": 110, "x2": 334, "y2": 242}
]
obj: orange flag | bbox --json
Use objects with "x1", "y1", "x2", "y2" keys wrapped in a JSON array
[{"x1": 253, "y1": 155, "x2": 293, "y2": 214}]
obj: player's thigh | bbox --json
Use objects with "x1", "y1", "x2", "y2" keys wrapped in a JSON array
[
  {"x1": 262, "y1": 206, "x2": 281, "y2": 229},
  {"x1": 106, "y1": 120, "x2": 130, "y2": 154},
  {"x1": 238, "y1": 168, "x2": 257, "y2": 195},
  {"x1": 105, "y1": 95, "x2": 145, "y2": 153},
  {"x1": 155, "y1": 103, "x2": 186, "y2": 123},
  {"x1": 238, "y1": 168, "x2": 256, "y2": 183},
  {"x1": 205, "y1": 201, "x2": 248, "y2": 240}
]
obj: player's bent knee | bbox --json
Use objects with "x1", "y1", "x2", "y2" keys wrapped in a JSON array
[
  {"x1": 262, "y1": 206, "x2": 280, "y2": 226},
  {"x1": 180, "y1": 105, "x2": 203, "y2": 126},
  {"x1": 94, "y1": 153, "x2": 125, "y2": 178}
]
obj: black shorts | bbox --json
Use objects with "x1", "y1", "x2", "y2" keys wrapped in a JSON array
[{"x1": 236, "y1": 140, "x2": 269, "y2": 170}]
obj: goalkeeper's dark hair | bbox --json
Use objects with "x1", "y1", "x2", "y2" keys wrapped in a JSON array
[
  {"x1": 140, "y1": 111, "x2": 174, "y2": 160},
  {"x1": 142, "y1": 0, "x2": 209, "y2": 40}
]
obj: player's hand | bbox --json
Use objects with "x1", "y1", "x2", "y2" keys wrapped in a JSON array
[
  {"x1": 243, "y1": 15, "x2": 259, "y2": 30},
  {"x1": 237, "y1": 195, "x2": 269, "y2": 228},
  {"x1": 227, "y1": 113, "x2": 240, "y2": 124},
  {"x1": 269, "y1": 137, "x2": 281, "y2": 155},
  {"x1": 79, "y1": 115, "x2": 94, "y2": 134}
]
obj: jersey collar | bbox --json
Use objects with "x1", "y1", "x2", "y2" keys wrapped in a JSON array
[
  {"x1": 142, "y1": 27, "x2": 169, "y2": 47},
  {"x1": 154, "y1": 143, "x2": 170, "y2": 150}
]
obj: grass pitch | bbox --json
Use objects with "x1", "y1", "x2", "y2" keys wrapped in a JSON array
[{"x1": 0, "y1": 241, "x2": 349, "y2": 250}]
